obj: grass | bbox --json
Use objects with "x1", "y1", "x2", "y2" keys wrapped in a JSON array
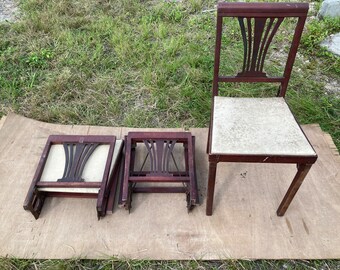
[
  {"x1": 0, "y1": 0, "x2": 340, "y2": 269},
  {"x1": 1, "y1": 0, "x2": 215, "y2": 127},
  {"x1": 1, "y1": 257, "x2": 340, "y2": 270}
]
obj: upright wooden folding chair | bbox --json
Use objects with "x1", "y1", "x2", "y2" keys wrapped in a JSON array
[
  {"x1": 206, "y1": 2, "x2": 317, "y2": 216},
  {"x1": 24, "y1": 135, "x2": 124, "y2": 219}
]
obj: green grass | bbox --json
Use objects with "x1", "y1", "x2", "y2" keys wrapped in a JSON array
[
  {"x1": 0, "y1": 0, "x2": 215, "y2": 127},
  {"x1": 0, "y1": 0, "x2": 340, "y2": 268},
  {"x1": 1, "y1": 257, "x2": 340, "y2": 270}
]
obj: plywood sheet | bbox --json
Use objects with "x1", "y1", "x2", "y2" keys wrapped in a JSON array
[{"x1": 0, "y1": 113, "x2": 339, "y2": 259}]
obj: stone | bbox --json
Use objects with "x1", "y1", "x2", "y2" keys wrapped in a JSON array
[
  {"x1": 318, "y1": 0, "x2": 340, "y2": 18},
  {"x1": 320, "y1": 33, "x2": 340, "y2": 56},
  {"x1": 0, "y1": 0, "x2": 18, "y2": 22}
]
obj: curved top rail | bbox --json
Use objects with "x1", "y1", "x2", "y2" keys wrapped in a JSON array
[{"x1": 217, "y1": 2, "x2": 309, "y2": 17}]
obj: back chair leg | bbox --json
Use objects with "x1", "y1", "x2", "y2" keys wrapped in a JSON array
[
  {"x1": 206, "y1": 161, "x2": 218, "y2": 216},
  {"x1": 277, "y1": 163, "x2": 312, "y2": 216},
  {"x1": 206, "y1": 125, "x2": 211, "y2": 155}
]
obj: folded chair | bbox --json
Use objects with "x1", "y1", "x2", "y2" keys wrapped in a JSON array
[
  {"x1": 120, "y1": 132, "x2": 199, "y2": 212},
  {"x1": 24, "y1": 135, "x2": 123, "y2": 219},
  {"x1": 206, "y1": 2, "x2": 317, "y2": 216}
]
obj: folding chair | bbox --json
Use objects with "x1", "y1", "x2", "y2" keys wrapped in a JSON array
[
  {"x1": 206, "y1": 2, "x2": 317, "y2": 216},
  {"x1": 120, "y1": 132, "x2": 199, "y2": 212},
  {"x1": 24, "y1": 135, "x2": 124, "y2": 219}
]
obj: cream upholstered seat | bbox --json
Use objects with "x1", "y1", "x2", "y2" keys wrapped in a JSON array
[
  {"x1": 38, "y1": 140, "x2": 123, "y2": 193},
  {"x1": 211, "y1": 97, "x2": 316, "y2": 156},
  {"x1": 206, "y1": 2, "x2": 318, "y2": 217},
  {"x1": 24, "y1": 135, "x2": 124, "y2": 219}
]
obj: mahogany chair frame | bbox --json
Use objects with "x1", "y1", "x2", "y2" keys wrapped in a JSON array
[
  {"x1": 120, "y1": 132, "x2": 199, "y2": 212},
  {"x1": 206, "y1": 3, "x2": 317, "y2": 216},
  {"x1": 23, "y1": 135, "x2": 123, "y2": 219}
]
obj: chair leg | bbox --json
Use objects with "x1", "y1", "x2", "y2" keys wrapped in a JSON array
[
  {"x1": 206, "y1": 161, "x2": 218, "y2": 216},
  {"x1": 277, "y1": 163, "x2": 312, "y2": 216},
  {"x1": 23, "y1": 189, "x2": 45, "y2": 219}
]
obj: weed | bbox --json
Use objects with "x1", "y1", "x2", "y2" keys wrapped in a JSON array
[{"x1": 0, "y1": 257, "x2": 340, "y2": 269}]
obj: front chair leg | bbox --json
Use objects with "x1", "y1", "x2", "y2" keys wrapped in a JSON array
[
  {"x1": 277, "y1": 163, "x2": 312, "y2": 216},
  {"x1": 206, "y1": 161, "x2": 218, "y2": 216}
]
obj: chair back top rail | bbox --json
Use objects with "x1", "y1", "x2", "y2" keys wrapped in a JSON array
[{"x1": 217, "y1": 2, "x2": 309, "y2": 17}]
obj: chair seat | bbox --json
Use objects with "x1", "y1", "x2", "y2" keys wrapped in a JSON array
[
  {"x1": 38, "y1": 139, "x2": 123, "y2": 193},
  {"x1": 211, "y1": 97, "x2": 316, "y2": 156}
]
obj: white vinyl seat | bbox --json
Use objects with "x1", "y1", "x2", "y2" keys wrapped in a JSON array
[
  {"x1": 39, "y1": 140, "x2": 123, "y2": 193},
  {"x1": 211, "y1": 97, "x2": 316, "y2": 156},
  {"x1": 24, "y1": 135, "x2": 124, "y2": 219}
]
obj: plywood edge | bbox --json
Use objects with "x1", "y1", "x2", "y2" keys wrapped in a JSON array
[
  {"x1": 306, "y1": 123, "x2": 340, "y2": 160},
  {"x1": 0, "y1": 115, "x2": 7, "y2": 130},
  {"x1": 322, "y1": 131, "x2": 340, "y2": 159},
  {"x1": 1, "y1": 113, "x2": 123, "y2": 137}
]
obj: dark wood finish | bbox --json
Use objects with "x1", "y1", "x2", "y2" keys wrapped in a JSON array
[
  {"x1": 206, "y1": 2, "x2": 317, "y2": 216},
  {"x1": 209, "y1": 154, "x2": 317, "y2": 164},
  {"x1": 106, "y1": 146, "x2": 124, "y2": 213},
  {"x1": 36, "y1": 182, "x2": 102, "y2": 188},
  {"x1": 58, "y1": 142, "x2": 99, "y2": 182},
  {"x1": 206, "y1": 161, "x2": 217, "y2": 216},
  {"x1": 277, "y1": 163, "x2": 312, "y2": 216},
  {"x1": 217, "y1": 2, "x2": 309, "y2": 17},
  {"x1": 41, "y1": 192, "x2": 99, "y2": 199},
  {"x1": 120, "y1": 132, "x2": 199, "y2": 212},
  {"x1": 133, "y1": 187, "x2": 187, "y2": 193},
  {"x1": 128, "y1": 176, "x2": 190, "y2": 182},
  {"x1": 236, "y1": 17, "x2": 284, "y2": 78},
  {"x1": 219, "y1": 76, "x2": 284, "y2": 83},
  {"x1": 23, "y1": 135, "x2": 123, "y2": 219}
]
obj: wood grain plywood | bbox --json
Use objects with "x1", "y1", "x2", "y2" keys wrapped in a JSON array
[{"x1": 0, "y1": 114, "x2": 339, "y2": 259}]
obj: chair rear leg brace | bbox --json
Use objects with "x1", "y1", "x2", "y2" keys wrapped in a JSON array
[
  {"x1": 101, "y1": 141, "x2": 125, "y2": 216},
  {"x1": 187, "y1": 136, "x2": 199, "y2": 211},
  {"x1": 277, "y1": 163, "x2": 312, "y2": 216}
]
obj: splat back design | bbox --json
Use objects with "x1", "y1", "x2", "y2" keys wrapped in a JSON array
[
  {"x1": 237, "y1": 17, "x2": 284, "y2": 77},
  {"x1": 213, "y1": 3, "x2": 308, "y2": 97},
  {"x1": 141, "y1": 139, "x2": 180, "y2": 176},
  {"x1": 58, "y1": 143, "x2": 99, "y2": 182}
]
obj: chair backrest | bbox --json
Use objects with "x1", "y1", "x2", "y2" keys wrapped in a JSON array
[{"x1": 212, "y1": 2, "x2": 308, "y2": 97}]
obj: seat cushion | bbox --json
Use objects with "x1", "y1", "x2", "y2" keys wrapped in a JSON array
[
  {"x1": 211, "y1": 97, "x2": 316, "y2": 156},
  {"x1": 38, "y1": 139, "x2": 123, "y2": 193}
]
